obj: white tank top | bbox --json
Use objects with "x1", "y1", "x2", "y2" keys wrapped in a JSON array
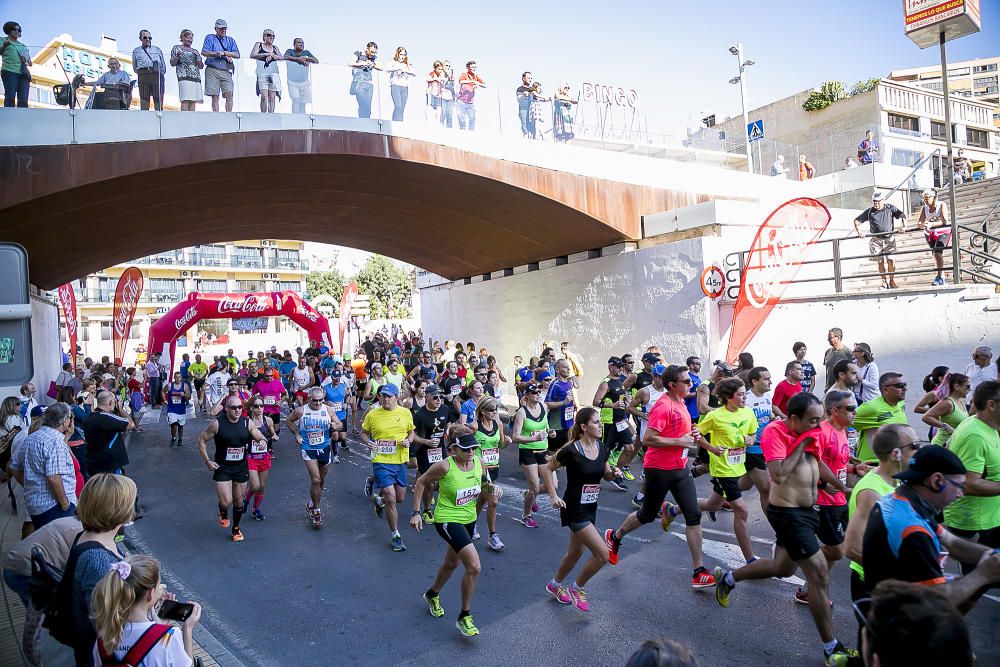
[
  {"x1": 292, "y1": 367, "x2": 311, "y2": 389},
  {"x1": 639, "y1": 385, "x2": 667, "y2": 440},
  {"x1": 299, "y1": 404, "x2": 331, "y2": 449},
  {"x1": 922, "y1": 202, "x2": 944, "y2": 225}
]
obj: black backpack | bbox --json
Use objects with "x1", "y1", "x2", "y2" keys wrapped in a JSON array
[{"x1": 33, "y1": 533, "x2": 111, "y2": 646}]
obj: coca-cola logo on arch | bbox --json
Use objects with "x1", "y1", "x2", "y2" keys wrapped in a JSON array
[
  {"x1": 174, "y1": 305, "x2": 199, "y2": 330},
  {"x1": 218, "y1": 295, "x2": 271, "y2": 314}
]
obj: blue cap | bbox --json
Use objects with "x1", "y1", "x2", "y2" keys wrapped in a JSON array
[
  {"x1": 331, "y1": 370, "x2": 342, "y2": 379},
  {"x1": 29, "y1": 406, "x2": 46, "y2": 418},
  {"x1": 377, "y1": 383, "x2": 400, "y2": 397},
  {"x1": 539, "y1": 371, "x2": 554, "y2": 381},
  {"x1": 652, "y1": 364, "x2": 666, "y2": 375}
]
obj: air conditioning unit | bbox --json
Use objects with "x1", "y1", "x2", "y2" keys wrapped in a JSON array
[
  {"x1": 263, "y1": 273, "x2": 277, "y2": 279},
  {"x1": 181, "y1": 270, "x2": 190, "y2": 277},
  {"x1": 261, "y1": 240, "x2": 276, "y2": 247},
  {"x1": 191, "y1": 271, "x2": 200, "y2": 277}
]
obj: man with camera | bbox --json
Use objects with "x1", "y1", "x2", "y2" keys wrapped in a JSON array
[
  {"x1": 132, "y1": 29, "x2": 166, "y2": 111},
  {"x1": 201, "y1": 18, "x2": 240, "y2": 112}
]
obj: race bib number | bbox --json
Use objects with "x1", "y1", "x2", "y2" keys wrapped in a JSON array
[
  {"x1": 564, "y1": 405, "x2": 576, "y2": 422},
  {"x1": 225, "y1": 446, "x2": 245, "y2": 462},
  {"x1": 307, "y1": 432, "x2": 325, "y2": 446},
  {"x1": 427, "y1": 447, "x2": 443, "y2": 463},
  {"x1": 581, "y1": 483, "x2": 600, "y2": 504},
  {"x1": 680, "y1": 447, "x2": 689, "y2": 461},
  {"x1": 251, "y1": 440, "x2": 268, "y2": 455},
  {"x1": 331, "y1": 402, "x2": 344, "y2": 412},
  {"x1": 456, "y1": 485, "x2": 480, "y2": 506},
  {"x1": 481, "y1": 448, "x2": 499, "y2": 465},
  {"x1": 615, "y1": 420, "x2": 630, "y2": 433},
  {"x1": 726, "y1": 447, "x2": 746, "y2": 465},
  {"x1": 450, "y1": 384, "x2": 461, "y2": 396},
  {"x1": 376, "y1": 440, "x2": 397, "y2": 455},
  {"x1": 838, "y1": 468, "x2": 848, "y2": 486},
  {"x1": 264, "y1": 396, "x2": 276, "y2": 405},
  {"x1": 847, "y1": 429, "x2": 859, "y2": 457},
  {"x1": 171, "y1": 396, "x2": 181, "y2": 405}
]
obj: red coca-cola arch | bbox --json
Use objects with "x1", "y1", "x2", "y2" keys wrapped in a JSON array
[{"x1": 147, "y1": 292, "x2": 332, "y2": 373}]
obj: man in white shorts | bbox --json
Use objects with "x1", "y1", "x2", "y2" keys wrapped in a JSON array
[{"x1": 284, "y1": 38, "x2": 318, "y2": 114}]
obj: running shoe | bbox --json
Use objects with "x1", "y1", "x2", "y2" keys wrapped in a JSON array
[
  {"x1": 423, "y1": 592, "x2": 445, "y2": 618},
  {"x1": 660, "y1": 501, "x2": 677, "y2": 532},
  {"x1": 707, "y1": 510, "x2": 718, "y2": 522},
  {"x1": 219, "y1": 515, "x2": 230, "y2": 529},
  {"x1": 794, "y1": 587, "x2": 809, "y2": 605},
  {"x1": 546, "y1": 581, "x2": 571, "y2": 604},
  {"x1": 631, "y1": 495, "x2": 643, "y2": 509},
  {"x1": 721, "y1": 499, "x2": 733, "y2": 511},
  {"x1": 333, "y1": 455, "x2": 341, "y2": 464},
  {"x1": 520, "y1": 515, "x2": 538, "y2": 528},
  {"x1": 231, "y1": 527, "x2": 244, "y2": 542},
  {"x1": 824, "y1": 643, "x2": 859, "y2": 667},
  {"x1": 421, "y1": 509, "x2": 434, "y2": 524},
  {"x1": 252, "y1": 509, "x2": 265, "y2": 521},
  {"x1": 522, "y1": 489, "x2": 539, "y2": 513},
  {"x1": 604, "y1": 529, "x2": 621, "y2": 565},
  {"x1": 609, "y1": 477, "x2": 628, "y2": 492},
  {"x1": 472, "y1": 525, "x2": 481, "y2": 540},
  {"x1": 391, "y1": 534, "x2": 406, "y2": 552},
  {"x1": 932, "y1": 276, "x2": 945, "y2": 286},
  {"x1": 488, "y1": 533, "x2": 505, "y2": 551},
  {"x1": 311, "y1": 509, "x2": 322, "y2": 528},
  {"x1": 456, "y1": 614, "x2": 479, "y2": 637},
  {"x1": 620, "y1": 466, "x2": 635, "y2": 481},
  {"x1": 568, "y1": 585, "x2": 590, "y2": 612},
  {"x1": 608, "y1": 449, "x2": 621, "y2": 466},
  {"x1": 374, "y1": 497, "x2": 385, "y2": 519},
  {"x1": 363, "y1": 476, "x2": 374, "y2": 498},
  {"x1": 713, "y1": 567, "x2": 733, "y2": 607},
  {"x1": 691, "y1": 566, "x2": 715, "y2": 589}
]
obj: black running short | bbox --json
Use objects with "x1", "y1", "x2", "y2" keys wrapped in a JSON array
[
  {"x1": 518, "y1": 449, "x2": 549, "y2": 466},
  {"x1": 817, "y1": 504, "x2": 849, "y2": 546},
  {"x1": 547, "y1": 429, "x2": 569, "y2": 452},
  {"x1": 602, "y1": 422, "x2": 634, "y2": 449},
  {"x1": 435, "y1": 520, "x2": 476, "y2": 553},
  {"x1": 766, "y1": 504, "x2": 820, "y2": 561},
  {"x1": 212, "y1": 464, "x2": 249, "y2": 483},
  {"x1": 744, "y1": 452, "x2": 767, "y2": 472},
  {"x1": 637, "y1": 467, "x2": 700, "y2": 526},
  {"x1": 711, "y1": 476, "x2": 743, "y2": 501}
]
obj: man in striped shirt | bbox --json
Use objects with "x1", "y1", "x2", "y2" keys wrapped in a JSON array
[{"x1": 9, "y1": 403, "x2": 78, "y2": 529}]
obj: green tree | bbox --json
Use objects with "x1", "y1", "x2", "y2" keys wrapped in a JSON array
[
  {"x1": 305, "y1": 268, "x2": 346, "y2": 302},
  {"x1": 353, "y1": 255, "x2": 412, "y2": 319},
  {"x1": 849, "y1": 78, "x2": 880, "y2": 96},
  {"x1": 802, "y1": 80, "x2": 848, "y2": 112}
]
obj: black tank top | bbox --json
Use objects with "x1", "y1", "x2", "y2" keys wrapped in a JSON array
[
  {"x1": 605, "y1": 376, "x2": 627, "y2": 420},
  {"x1": 214, "y1": 415, "x2": 250, "y2": 466}
]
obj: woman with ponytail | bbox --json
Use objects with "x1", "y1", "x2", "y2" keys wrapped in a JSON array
[{"x1": 91, "y1": 555, "x2": 201, "y2": 665}]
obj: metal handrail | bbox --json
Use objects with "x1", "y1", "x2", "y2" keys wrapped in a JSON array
[{"x1": 879, "y1": 148, "x2": 941, "y2": 204}]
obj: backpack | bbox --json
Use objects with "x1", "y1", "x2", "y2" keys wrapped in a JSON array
[
  {"x1": 97, "y1": 623, "x2": 172, "y2": 667},
  {"x1": 41, "y1": 533, "x2": 113, "y2": 645}
]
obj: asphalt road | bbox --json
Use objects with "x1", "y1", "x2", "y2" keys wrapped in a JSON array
[{"x1": 121, "y1": 405, "x2": 1000, "y2": 666}]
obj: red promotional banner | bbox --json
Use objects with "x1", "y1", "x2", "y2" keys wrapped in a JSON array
[
  {"x1": 147, "y1": 291, "x2": 332, "y2": 374},
  {"x1": 338, "y1": 282, "x2": 358, "y2": 353},
  {"x1": 725, "y1": 198, "x2": 832, "y2": 363},
  {"x1": 112, "y1": 267, "x2": 144, "y2": 365},
  {"x1": 57, "y1": 283, "x2": 79, "y2": 369}
]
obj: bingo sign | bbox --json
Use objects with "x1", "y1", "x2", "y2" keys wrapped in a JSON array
[{"x1": 700, "y1": 266, "x2": 725, "y2": 299}]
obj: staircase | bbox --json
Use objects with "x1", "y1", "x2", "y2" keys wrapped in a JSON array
[{"x1": 846, "y1": 177, "x2": 1000, "y2": 291}]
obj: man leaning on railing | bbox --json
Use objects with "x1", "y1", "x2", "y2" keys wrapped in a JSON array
[{"x1": 853, "y1": 191, "x2": 906, "y2": 290}]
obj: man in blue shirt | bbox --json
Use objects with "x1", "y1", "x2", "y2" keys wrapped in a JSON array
[
  {"x1": 201, "y1": 18, "x2": 239, "y2": 112},
  {"x1": 685, "y1": 356, "x2": 702, "y2": 421},
  {"x1": 81, "y1": 57, "x2": 131, "y2": 109},
  {"x1": 544, "y1": 359, "x2": 576, "y2": 452},
  {"x1": 284, "y1": 38, "x2": 318, "y2": 114}
]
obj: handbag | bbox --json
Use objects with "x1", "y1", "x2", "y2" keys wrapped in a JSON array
[
  {"x1": 0, "y1": 424, "x2": 19, "y2": 470},
  {"x1": 46, "y1": 381, "x2": 58, "y2": 400}
]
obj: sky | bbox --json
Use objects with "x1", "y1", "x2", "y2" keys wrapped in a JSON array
[{"x1": 6, "y1": 0, "x2": 999, "y2": 138}]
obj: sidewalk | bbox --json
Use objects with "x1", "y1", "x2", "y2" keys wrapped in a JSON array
[{"x1": 0, "y1": 495, "x2": 223, "y2": 667}]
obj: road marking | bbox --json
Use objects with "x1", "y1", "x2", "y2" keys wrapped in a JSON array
[
  {"x1": 140, "y1": 410, "x2": 162, "y2": 425},
  {"x1": 672, "y1": 533, "x2": 805, "y2": 586}
]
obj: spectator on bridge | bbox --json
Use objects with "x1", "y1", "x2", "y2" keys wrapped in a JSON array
[
  {"x1": 857, "y1": 130, "x2": 879, "y2": 165},
  {"x1": 284, "y1": 37, "x2": 318, "y2": 114},
  {"x1": 202, "y1": 18, "x2": 239, "y2": 113},
  {"x1": 170, "y1": 29, "x2": 204, "y2": 111},
  {"x1": 8, "y1": 402, "x2": 78, "y2": 529},
  {"x1": 553, "y1": 83, "x2": 577, "y2": 142},
  {"x1": 251, "y1": 28, "x2": 283, "y2": 114},
  {"x1": 440, "y1": 60, "x2": 456, "y2": 128},
  {"x1": 953, "y1": 148, "x2": 971, "y2": 184},
  {"x1": 387, "y1": 46, "x2": 414, "y2": 122},
  {"x1": 770, "y1": 154, "x2": 788, "y2": 178},
  {"x1": 457, "y1": 60, "x2": 486, "y2": 131},
  {"x1": 132, "y1": 29, "x2": 166, "y2": 111},
  {"x1": 516, "y1": 71, "x2": 535, "y2": 137},
  {"x1": 798, "y1": 154, "x2": 815, "y2": 180},
  {"x1": 529, "y1": 82, "x2": 550, "y2": 140},
  {"x1": 844, "y1": 156, "x2": 859, "y2": 169},
  {"x1": 854, "y1": 191, "x2": 906, "y2": 290},
  {"x1": 80, "y1": 57, "x2": 132, "y2": 109},
  {"x1": 426, "y1": 60, "x2": 446, "y2": 117},
  {"x1": 350, "y1": 42, "x2": 380, "y2": 119},
  {"x1": 1, "y1": 20, "x2": 31, "y2": 107}
]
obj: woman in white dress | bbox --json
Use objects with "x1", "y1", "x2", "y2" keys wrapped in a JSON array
[{"x1": 170, "y1": 29, "x2": 203, "y2": 111}]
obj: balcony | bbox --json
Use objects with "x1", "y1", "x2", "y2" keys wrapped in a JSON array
[
  {"x1": 79, "y1": 289, "x2": 184, "y2": 305},
  {"x1": 120, "y1": 253, "x2": 308, "y2": 271}
]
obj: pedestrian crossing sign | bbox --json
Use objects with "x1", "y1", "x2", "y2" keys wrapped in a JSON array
[{"x1": 747, "y1": 120, "x2": 764, "y2": 143}]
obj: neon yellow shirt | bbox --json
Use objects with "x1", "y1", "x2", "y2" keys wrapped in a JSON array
[
  {"x1": 188, "y1": 362, "x2": 208, "y2": 379},
  {"x1": 698, "y1": 406, "x2": 757, "y2": 478},
  {"x1": 363, "y1": 406, "x2": 414, "y2": 465}
]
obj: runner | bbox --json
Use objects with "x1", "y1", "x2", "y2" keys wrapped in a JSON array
[
  {"x1": 321, "y1": 370, "x2": 349, "y2": 464},
  {"x1": 741, "y1": 366, "x2": 783, "y2": 515},
  {"x1": 459, "y1": 379, "x2": 486, "y2": 425},
  {"x1": 245, "y1": 394, "x2": 279, "y2": 521},
  {"x1": 211, "y1": 379, "x2": 250, "y2": 417},
  {"x1": 471, "y1": 396, "x2": 509, "y2": 550},
  {"x1": 384, "y1": 359, "x2": 406, "y2": 392},
  {"x1": 695, "y1": 377, "x2": 758, "y2": 562},
  {"x1": 402, "y1": 378, "x2": 428, "y2": 414},
  {"x1": 285, "y1": 386, "x2": 342, "y2": 528},
  {"x1": 605, "y1": 365, "x2": 714, "y2": 588},
  {"x1": 411, "y1": 385, "x2": 454, "y2": 521},
  {"x1": 253, "y1": 368, "x2": 286, "y2": 437},
  {"x1": 351, "y1": 352, "x2": 369, "y2": 434},
  {"x1": 544, "y1": 359, "x2": 577, "y2": 457},
  {"x1": 278, "y1": 353, "x2": 297, "y2": 407},
  {"x1": 291, "y1": 357, "x2": 313, "y2": 408},
  {"x1": 162, "y1": 372, "x2": 190, "y2": 448},
  {"x1": 625, "y1": 362, "x2": 666, "y2": 509},
  {"x1": 440, "y1": 361, "x2": 465, "y2": 419},
  {"x1": 361, "y1": 383, "x2": 416, "y2": 551},
  {"x1": 407, "y1": 350, "x2": 438, "y2": 386},
  {"x1": 541, "y1": 406, "x2": 620, "y2": 611},
  {"x1": 203, "y1": 361, "x2": 230, "y2": 414},
  {"x1": 196, "y1": 396, "x2": 269, "y2": 542},
  {"x1": 411, "y1": 432, "x2": 491, "y2": 637},
  {"x1": 188, "y1": 354, "x2": 208, "y2": 415},
  {"x1": 513, "y1": 382, "x2": 555, "y2": 528},
  {"x1": 713, "y1": 393, "x2": 854, "y2": 666},
  {"x1": 591, "y1": 357, "x2": 632, "y2": 490},
  {"x1": 921, "y1": 373, "x2": 970, "y2": 447}
]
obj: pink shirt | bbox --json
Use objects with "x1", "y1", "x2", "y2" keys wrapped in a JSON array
[
  {"x1": 253, "y1": 379, "x2": 286, "y2": 415},
  {"x1": 642, "y1": 396, "x2": 692, "y2": 471},
  {"x1": 760, "y1": 420, "x2": 822, "y2": 464},
  {"x1": 817, "y1": 421, "x2": 850, "y2": 506}
]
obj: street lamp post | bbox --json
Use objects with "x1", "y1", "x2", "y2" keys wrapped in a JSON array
[{"x1": 729, "y1": 43, "x2": 755, "y2": 174}]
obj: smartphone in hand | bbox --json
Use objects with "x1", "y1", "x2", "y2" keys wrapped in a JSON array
[{"x1": 158, "y1": 600, "x2": 195, "y2": 623}]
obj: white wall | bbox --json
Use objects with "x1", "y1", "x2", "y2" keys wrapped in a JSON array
[
  {"x1": 0, "y1": 293, "x2": 62, "y2": 403},
  {"x1": 420, "y1": 239, "x2": 709, "y2": 401}
]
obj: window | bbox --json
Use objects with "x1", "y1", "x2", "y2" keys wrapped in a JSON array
[
  {"x1": 966, "y1": 128, "x2": 989, "y2": 148},
  {"x1": 931, "y1": 121, "x2": 946, "y2": 141},
  {"x1": 974, "y1": 76, "x2": 998, "y2": 87},
  {"x1": 277, "y1": 281, "x2": 301, "y2": 293},
  {"x1": 973, "y1": 64, "x2": 998, "y2": 73},
  {"x1": 234, "y1": 247, "x2": 262, "y2": 267},
  {"x1": 921, "y1": 81, "x2": 943, "y2": 91},
  {"x1": 887, "y1": 113, "x2": 919, "y2": 134},
  {"x1": 237, "y1": 280, "x2": 261, "y2": 292},
  {"x1": 100, "y1": 322, "x2": 112, "y2": 341},
  {"x1": 891, "y1": 148, "x2": 923, "y2": 168},
  {"x1": 198, "y1": 319, "x2": 229, "y2": 338},
  {"x1": 148, "y1": 278, "x2": 184, "y2": 302},
  {"x1": 946, "y1": 67, "x2": 970, "y2": 76},
  {"x1": 193, "y1": 245, "x2": 226, "y2": 265},
  {"x1": 197, "y1": 279, "x2": 228, "y2": 292}
]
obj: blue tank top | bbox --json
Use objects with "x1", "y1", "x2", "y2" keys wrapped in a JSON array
[
  {"x1": 299, "y1": 404, "x2": 331, "y2": 450},
  {"x1": 165, "y1": 383, "x2": 188, "y2": 415},
  {"x1": 324, "y1": 382, "x2": 348, "y2": 420}
]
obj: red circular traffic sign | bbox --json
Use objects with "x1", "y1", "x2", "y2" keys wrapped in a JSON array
[{"x1": 700, "y1": 266, "x2": 725, "y2": 299}]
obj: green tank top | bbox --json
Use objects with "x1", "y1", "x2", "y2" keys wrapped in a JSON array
[
  {"x1": 475, "y1": 420, "x2": 502, "y2": 469},
  {"x1": 433, "y1": 456, "x2": 483, "y2": 524},
  {"x1": 847, "y1": 470, "x2": 896, "y2": 580},
  {"x1": 930, "y1": 398, "x2": 968, "y2": 446},
  {"x1": 600, "y1": 375, "x2": 627, "y2": 424},
  {"x1": 520, "y1": 403, "x2": 549, "y2": 451}
]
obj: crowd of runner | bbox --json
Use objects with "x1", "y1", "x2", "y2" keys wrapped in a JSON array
[{"x1": 3, "y1": 328, "x2": 999, "y2": 665}]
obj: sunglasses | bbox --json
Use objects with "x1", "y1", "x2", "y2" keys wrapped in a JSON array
[
  {"x1": 252, "y1": 403, "x2": 264, "y2": 408},
  {"x1": 838, "y1": 405, "x2": 858, "y2": 412},
  {"x1": 226, "y1": 405, "x2": 242, "y2": 410},
  {"x1": 851, "y1": 598, "x2": 875, "y2": 643},
  {"x1": 227, "y1": 383, "x2": 238, "y2": 387},
  {"x1": 885, "y1": 382, "x2": 907, "y2": 389}
]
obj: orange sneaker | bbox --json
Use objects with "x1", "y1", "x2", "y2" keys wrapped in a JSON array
[
  {"x1": 219, "y1": 516, "x2": 231, "y2": 528},
  {"x1": 232, "y1": 527, "x2": 244, "y2": 542}
]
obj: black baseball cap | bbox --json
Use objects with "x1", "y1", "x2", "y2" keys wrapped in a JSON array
[
  {"x1": 525, "y1": 382, "x2": 542, "y2": 393},
  {"x1": 425, "y1": 385, "x2": 442, "y2": 396},
  {"x1": 607, "y1": 356, "x2": 624, "y2": 367},
  {"x1": 455, "y1": 433, "x2": 480, "y2": 450},
  {"x1": 893, "y1": 445, "x2": 966, "y2": 482},
  {"x1": 641, "y1": 352, "x2": 660, "y2": 364}
]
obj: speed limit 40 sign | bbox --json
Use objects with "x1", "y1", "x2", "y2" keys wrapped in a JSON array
[{"x1": 700, "y1": 265, "x2": 725, "y2": 299}]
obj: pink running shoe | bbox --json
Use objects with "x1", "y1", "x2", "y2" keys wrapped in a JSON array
[
  {"x1": 546, "y1": 581, "x2": 572, "y2": 604},
  {"x1": 520, "y1": 515, "x2": 538, "y2": 528},
  {"x1": 568, "y1": 585, "x2": 590, "y2": 612}
]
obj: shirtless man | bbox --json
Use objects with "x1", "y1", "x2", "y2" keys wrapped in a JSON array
[{"x1": 712, "y1": 392, "x2": 855, "y2": 666}]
